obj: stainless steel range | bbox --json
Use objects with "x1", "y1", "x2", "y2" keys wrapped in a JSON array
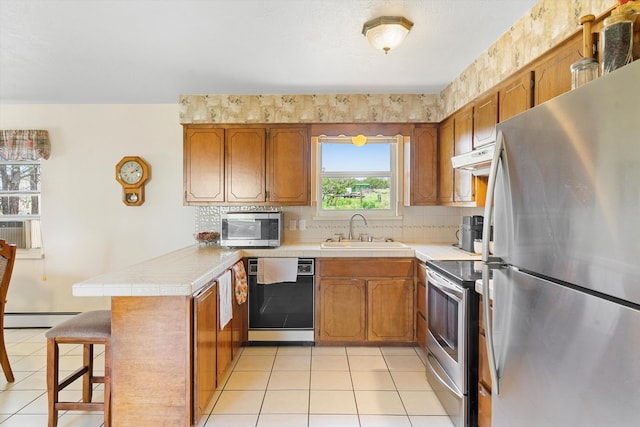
[{"x1": 424, "y1": 259, "x2": 480, "y2": 427}]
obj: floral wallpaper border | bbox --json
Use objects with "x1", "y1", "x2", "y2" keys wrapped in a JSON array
[{"x1": 180, "y1": 0, "x2": 614, "y2": 125}]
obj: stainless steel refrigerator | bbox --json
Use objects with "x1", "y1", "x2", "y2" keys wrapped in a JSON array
[{"x1": 481, "y1": 60, "x2": 640, "y2": 427}]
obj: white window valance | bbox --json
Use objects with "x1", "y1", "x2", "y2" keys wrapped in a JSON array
[{"x1": 0, "y1": 130, "x2": 51, "y2": 161}]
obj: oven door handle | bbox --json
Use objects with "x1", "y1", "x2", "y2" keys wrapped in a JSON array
[
  {"x1": 426, "y1": 352, "x2": 463, "y2": 398},
  {"x1": 426, "y1": 269, "x2": 463, "y2": 301}
]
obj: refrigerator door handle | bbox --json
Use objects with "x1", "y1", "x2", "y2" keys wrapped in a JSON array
[{"x1": 481, "y1": 131, "x2": 506, "y2": 395}]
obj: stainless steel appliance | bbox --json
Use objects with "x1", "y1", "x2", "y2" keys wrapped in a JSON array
[
  {"x1": 459, "y1": 216, "x2": 483, "y2": 253},
  {"x1": 481, "y1": 61, "x2": 640, "y2": 427},
  {"x1": 247, "y1": 258, "x2": 314, "y2": 343},
  {"x1": 220, "y1": 211, "x2": 282, "y2": 248},
  {"x1": 424, "y1": 260, "x2": 480, "y2": 427}
]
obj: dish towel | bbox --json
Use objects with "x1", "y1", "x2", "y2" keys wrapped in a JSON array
[
  {"x1": 257, "y1": 258, "x2": 298, "y2": 284},
  {"x1": 231, "y1": 261, "x2": 247, "y2": 304},
  {"x1": 218, "y1": 270, "x2": 233, "y2": 330}
]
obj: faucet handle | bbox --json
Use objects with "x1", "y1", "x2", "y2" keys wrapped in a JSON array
[
  {"x1": 334, "y1": 233, "x2": 344, "y2": 242},
  {"x1": 358, "y1": 233, "x2": 369, "y2": 242}
]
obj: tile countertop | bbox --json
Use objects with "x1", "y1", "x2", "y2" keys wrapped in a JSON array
[{"x1": 72, "y1": 242, "x2": 481, "y2": 297}]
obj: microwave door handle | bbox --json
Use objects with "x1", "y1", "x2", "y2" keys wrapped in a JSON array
[{"x1": 426, "y1": 270, "x2": 463, "y2": 302}]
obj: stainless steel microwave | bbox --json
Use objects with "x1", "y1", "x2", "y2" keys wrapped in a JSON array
[{"x1": 220, "y1": 211, "x2": 282, "y2": 248}]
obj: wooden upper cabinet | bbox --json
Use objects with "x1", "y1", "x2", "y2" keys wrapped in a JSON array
[
  {"x1": 226, "y1": 128, "x2": 266, "y2": 203},
  {"x1": 410, "y1": 125, "x2": 438, "y2": 205},
  {"x1": 533, "y1": 35, "x2": 582, "y2": 106},
  {"x1": 438, "y1": 118, "x2": 455, "y2": 204},
  {"x1": 267, "y1": 127, "x2": 310, "y2": 205},
  {"x1": 184, "y1": 127, "x2": 225, "y2": 204},
  {"x1": 453, "y1": 106, "x2": 474, "y2": 203},
  {"x1": 499, "y1": 71, "x2": 533, "y2": 122},
  {"x1": 473, "y1": 93, "x2": 498, "y2": 148}
]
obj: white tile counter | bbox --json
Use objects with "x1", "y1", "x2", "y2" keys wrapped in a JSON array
[{"x1": 72, "y1": 242, "x2": 480, "y2": 297}]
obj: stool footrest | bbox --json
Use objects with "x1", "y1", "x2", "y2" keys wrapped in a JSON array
[
  {"x1": 55, "y1": 402, "x2": 104, "y2": 412},
  {"x1": 58, "y1": 366, "x2": 89, "y2": 391}
]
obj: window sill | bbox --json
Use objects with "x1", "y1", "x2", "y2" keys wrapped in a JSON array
[{"x1": 16, "y1": 248, "x2": 44, "y2": 260}]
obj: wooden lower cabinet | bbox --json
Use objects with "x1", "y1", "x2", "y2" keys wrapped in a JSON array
[
  {"x1": 193, "y1": 281, "x2": 217, "y2": 424},
  {"x1": 478, "y1": 294, "x2": 493, "y2": 427},
  {"x1": 416, "y1": 262, "x2": 427, "y2": 352},
  {"x1": 316, "y1": 258, "x2": 415, "y2": 345}
]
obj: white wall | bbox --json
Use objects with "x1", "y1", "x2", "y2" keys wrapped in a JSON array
[{"x1": 0, "y1": 105, "x2": 195, "y2": 314}]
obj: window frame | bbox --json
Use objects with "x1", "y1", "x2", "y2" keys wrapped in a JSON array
[
  {"x1": 0, "y1": 159, "x2": 43, "y2": 257},
  {"x1": 314, "y1": 135, "x2": 404, "y2": 219}
]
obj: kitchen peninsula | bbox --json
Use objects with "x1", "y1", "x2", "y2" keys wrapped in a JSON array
[{"x1": 73, "y1": 242, "x2": 479, "y2": 426}]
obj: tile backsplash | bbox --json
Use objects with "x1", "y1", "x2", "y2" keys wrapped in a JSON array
[{"x1": 196, "y1": 205, "x2": 483, "y2": 245}]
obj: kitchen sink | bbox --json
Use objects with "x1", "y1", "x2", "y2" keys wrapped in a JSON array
[{"x1": 320, "y1": 241, "x2": 409, "y2": 249}]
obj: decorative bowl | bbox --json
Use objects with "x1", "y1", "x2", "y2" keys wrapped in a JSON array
[{"x1": 195, "y1": 231, "x2": 220, "y2": 245}]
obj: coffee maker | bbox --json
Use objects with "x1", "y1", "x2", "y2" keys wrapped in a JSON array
[{"x1": 460, "y1": 215, "x2": 484, "y2": 253}]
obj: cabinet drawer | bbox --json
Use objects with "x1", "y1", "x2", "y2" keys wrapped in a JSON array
[
  {"x1": 478, "y1": 383, "x2": 492, "y2": 427},
  {"x1": 318, "y1": 258, "x2": 414, "y2": 278},
  {"x1": 478, "y1": 332, "x2": 492, "y2": 390}
]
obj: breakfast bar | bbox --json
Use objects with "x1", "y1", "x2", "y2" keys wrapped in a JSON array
[{"x1": 72, "y1": 243, "x2": 476, "y2": 426}]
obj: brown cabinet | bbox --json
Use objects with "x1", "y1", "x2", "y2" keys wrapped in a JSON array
[
  {"x1": 498, "y1": 71, "x2": 533, "y2": 122},
  {"x1": 532, "y1": 35, "x2": 582, "y2": 106},
  {"x1": 193, "y1": 281, "x2": 217, "y2": 425},
  {"x1": 267, "y1": 127, "x2": 310, "y2": 205},
  {"x1": 226, "y1": 128, "x2": 266, "y2": 203},
  {"x1": 316, "y1": 258, "x2": 414, "y2": 345},
  {"x1": 183, "y1": 124, "x2": 310, "y2": 205},
  {"x1": 454, "y1": 106, "x2": 474, "y2": 203},
  {"x1": 438, "y1": 118, "x2": 455, "y2": 204},
  {"x1": 416, "y1": 262, "x2": 427, "y2": 352},
  {"x1": 473, "y1": 93, "x2": 498, "y2": 148},
  {"x1": 478, "y1": 294, "x2": 493, "y2": 427},
  {"x1": 409, "y1": 125, "x2": 438, "y2": 205},
  {"x1": 184, "y1": 126, "x2": 225, "y2": 203}
]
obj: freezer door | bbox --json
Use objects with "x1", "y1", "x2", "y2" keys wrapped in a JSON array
[
  {"x1": 493, "y1": 61, "x2": 640, "y2": 305},
  {"x1": 492, "y1": 267, "x2": 640, "y2": 427}
]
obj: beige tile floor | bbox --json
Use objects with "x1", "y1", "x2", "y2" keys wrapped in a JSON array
[{"x1": 0, "y1": 328, "x2": 454, "y2": 427}]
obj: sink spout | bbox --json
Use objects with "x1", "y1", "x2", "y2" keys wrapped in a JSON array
[{"x1": 348, "y1": 213, "x2": 368, "y2": 241}]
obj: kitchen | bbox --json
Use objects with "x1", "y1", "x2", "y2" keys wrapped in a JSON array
[{"x1": 1, "y1": 0, "x2": 638, "y2": 426}]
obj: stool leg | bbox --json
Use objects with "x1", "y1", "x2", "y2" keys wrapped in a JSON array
[
  {"x1": 47, "y1": 338, "x2": 59, "y2": 427},
  {"x1": 82, "y1": 343, "x2": 94, "y2": 403}
]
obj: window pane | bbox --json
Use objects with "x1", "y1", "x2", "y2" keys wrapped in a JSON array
[
  {"x1": 0, "y1": 195, "x2": 40, "y2": 215},
  {"x1": 0, "y1": 164, "x2": 41, "y2": 192},
  {"x1": 321, "y1": 177, "x2": 390, "y2": 210},
  {"x1": 0, "y1": 219, "x2": 41, "y2": 249},
  {"x1": 322, "y1": 143, "x2": 391, "y2": 172}
]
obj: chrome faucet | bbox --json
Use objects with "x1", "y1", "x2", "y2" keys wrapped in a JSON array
[{"x1": 348, "y1": 213, "x2": 368, "y2": 240}]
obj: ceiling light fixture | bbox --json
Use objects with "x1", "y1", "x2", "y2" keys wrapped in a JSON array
[
  {"x1": 362, "y1": 16, "x2": 414, "y2": 54},
  {"x1": 351, "y1": 134, "x2": 367, "y2": 147}
]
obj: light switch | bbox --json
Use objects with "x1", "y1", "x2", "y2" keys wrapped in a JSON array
[{"x1": 299, "y1": 220, "x2": 306, "y2": 230}]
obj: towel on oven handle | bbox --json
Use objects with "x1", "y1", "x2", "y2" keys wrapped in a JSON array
[
  {"x1": 257, "y1": 258, "x2": 298, "y2": 284},
  {"x1": 231, "y1": 261, "x2": 247, "y2": 304},
  {"x1": 218, "y1": 270, "x2": 233, "y2": 329}
]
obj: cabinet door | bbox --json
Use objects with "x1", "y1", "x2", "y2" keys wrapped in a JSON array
[
  {"x1": 499, "y1": 71, "x2": 533, "y2": 122},
  {"x1": 184, "y1": 127, "x2": 225, "y2": 204},
  {"x1": 438, "y1": 118, "x2": 455, "y2": 204},
  {"x1": 367, "y1": 279, "x2": 414, "y2": 342},
  {"x1": 317, "y1": 278, "x2": 366, "y2": 342},
  {"x1": 474, "y1": 93, "x2": 498, "y2": 148},
  {"x1": 267, "y1": 127, "x2": 310, "y2": 205},
  {"x1": 217, "y1": 279, "x2": 233, "y2": 384},
  {"x1": 478, "y1": 382, "x2": 492, "y2": 427},
  {"x1": 226, "y1": 128, "x2": 266, "y2": 203},
  {"x1": 453, "y1": 107, "x2": 474, "y2": 202},
  {"x1": 193, "y1": 282, "x2": 217, "y2": 424},
  {"x1": 410, "y1": 125, "x2": 438, "y2": 205},
  {"x1": 533, "y1": 36, "x2": 582, "y2": 105},
  {"x1": 231, "y1": 274, "x2": 247, "y2": 359}
]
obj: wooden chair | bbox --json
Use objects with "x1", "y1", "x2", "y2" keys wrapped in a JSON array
[
  {"x1": 45, "y1": 310, "x2": 111, "y2": 427},
  {"x1": 0, "y1": 239, "x2": 17, "y2": 383}
]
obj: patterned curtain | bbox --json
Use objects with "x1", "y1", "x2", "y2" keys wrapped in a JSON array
[{"x1": 0, "y1": 130, "x2": 51, "y2": 160}]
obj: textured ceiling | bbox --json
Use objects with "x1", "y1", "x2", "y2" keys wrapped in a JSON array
[{"x1": 0, "y1": 0, "x2": 539, "y2": 104}]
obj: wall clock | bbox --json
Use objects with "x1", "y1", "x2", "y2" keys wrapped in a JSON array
[{"x1": 115, "y1": 156, "x2": 150, "y2": 206}]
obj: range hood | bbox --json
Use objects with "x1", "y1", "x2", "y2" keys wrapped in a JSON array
[{"x1": 451, "y1": 143, "x2": 495, "y2": 176}]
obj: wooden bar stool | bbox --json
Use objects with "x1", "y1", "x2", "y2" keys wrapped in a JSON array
[{"x1": 45, "y1": 310, "x2": 111, "y2": 427}]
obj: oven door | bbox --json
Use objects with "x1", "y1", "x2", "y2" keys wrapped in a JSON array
[{"x1": 426, "y1": 268, "x2": 467, "y2": 394}]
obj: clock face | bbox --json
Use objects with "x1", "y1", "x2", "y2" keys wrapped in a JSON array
[{"x1": 119, "y1": 160, "x2": 143, "y2": 185}]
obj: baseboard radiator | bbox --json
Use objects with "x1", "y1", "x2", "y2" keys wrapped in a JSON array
[{"x1": 3, "y1": 312, "x2": 80, "y2": 328}]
